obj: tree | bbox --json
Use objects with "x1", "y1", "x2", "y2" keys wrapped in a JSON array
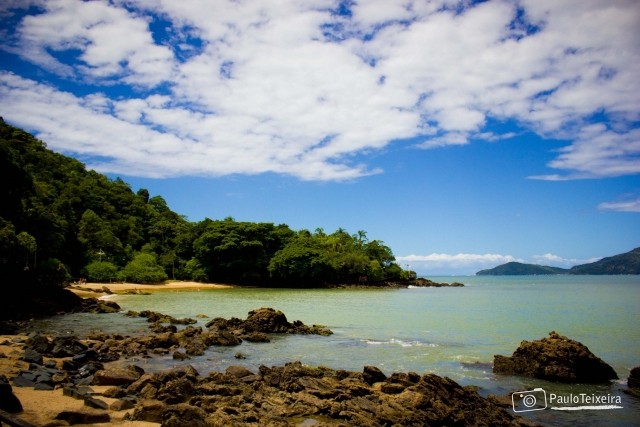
[
  {"x1": 268, "y1": 236, "x2": 335, "y2": 287},
  {"x1": 119, "y1": 252, "x2": 167, "y2": 284},
  {"x1": 77, "y1": 209, "x2": 123, "y2": 259},
  {"x1": 16, "y1": 231, "x2": 36, "y2": 269},
  {"x1": 84, "y1": 261, "x2": 119, "y2": 282}
]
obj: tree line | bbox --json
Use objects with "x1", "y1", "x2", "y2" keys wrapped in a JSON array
[{"x1": 0, "y1": 118, "x2": 411, "y2": 287}]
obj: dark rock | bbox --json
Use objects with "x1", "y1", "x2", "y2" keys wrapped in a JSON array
[
  {"x1": 72, "y1": 349, "x2": 97, "y2": 364},
  {"x1": 413, "y1": 278, "x2": 465, "y2": 287},
  {"x1": 55, "y1": 410, "x2": 110, "y2": 424},
  {"x1": 0, "y1": 375, "x2": 23, "y2": 413},
  {"x1": 25, "y1": 333, "x2": 50, "y2": 354},
  {"x1": 363, "y1": 365, "x2": 387, "y2": 385},
  {"x1": 129, "y1": 400, "x2": 167, "y2": 423},
  {"x1": 50, "y1": 336, "x2": 88, "y2": 357},
  {"x1": 628, "y1": 366, "x2": 640, "y2": 389},
  {"x1": 11, "y1": 374, "x2": 35, "y2": 388},
  {"x1": 493, "y1": 331, "x2": 618, "y2": 383},
  {"x1": 627, "y1": 367, "x2": 640, "y2": 396},
  {"x1": 172, "y1": 350, "x2": 190, "y2": 360},
  {"x1": 34, "y1": 382, "x2": 55, "y2": 390},
  {"x1": 243, "y1": 332, "x2": 270, "y2": 342},
  {"x1": 162, "y1": 403, "x2": 209, "y2": 427},
  {"x1": 110, "y1": 398, "x2": 135, "y2": 411},
  {"x1": 102, "y1": 386, "x2": 127, "y2": 398},
  {"x1": 93, "y1": 366, "x2": 143, "y2": 386},
  {"x1": 157, "y1": 378, "x2": 197, "y2": 404},
  {"x1": 186, "y1": 362, "x2": 531, "y2": 426},
  {"x1": 225, "y1": 366, "x2": 255, "y2": 379},
  {"x1": 21, "y1": 348, "x2": 43, "y2": 365},
  {"x1": 206, "y1": 331, "x2": 242, "y2": 346},
  {"x1": 63, "y1": 385, "x2": 94, "y2": 400},
  {"x1": 84, "y1": 396, "x2": 109, "y2": 410},
  {"x1": 243, "y1": 307, "x2": 292, "y2": 333}
]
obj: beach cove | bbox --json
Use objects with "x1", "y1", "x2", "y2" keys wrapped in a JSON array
[{"x1": 5, "y1": 275, "x2": 640, "y2": 426}]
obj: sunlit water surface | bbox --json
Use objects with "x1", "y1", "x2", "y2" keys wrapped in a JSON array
[{"x1": 28, "y1": 275, "x2": 640, "y2": 426}]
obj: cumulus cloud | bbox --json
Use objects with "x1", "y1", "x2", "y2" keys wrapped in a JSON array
[
  {"x1": 396, "y1": 253, "x2": 521, "y2": 275},
  {"x1": 397, "y1": 251, "x2": 603, "y2": 274},
  {"x1": 0, "y1": 0, "x2": 638, "y2": 180}
]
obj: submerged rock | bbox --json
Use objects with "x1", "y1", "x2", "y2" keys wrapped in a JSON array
[{"x1": 493, "y1": 331, "x2": 618, "y2": 383}]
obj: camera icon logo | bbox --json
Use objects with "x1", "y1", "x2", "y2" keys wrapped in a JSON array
[{"x1": 512, "y1": 388, "x2": 547, "y2": 413}]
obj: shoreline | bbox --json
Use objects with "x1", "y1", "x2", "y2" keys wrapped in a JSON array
[
  {"x1": 67, "y1": 281, "x2": 235, "y2": 298},
  {"x1": 0, "y1": 326, "x2": 530, "y2": 427}
]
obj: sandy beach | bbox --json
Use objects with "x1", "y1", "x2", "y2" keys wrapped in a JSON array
[
  {"x1": 0, "y1": 335, "x2": 157, "y2": 426},
  {"x1": 0, "y1": 282, "x2": 234, "y2": 425},
  {"x1": 67, "y1": 281, "x2": 235, "y2": 298}
]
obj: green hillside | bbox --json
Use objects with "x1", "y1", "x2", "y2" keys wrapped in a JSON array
[
  {"x1": 476, "y1": 247, "x2": 640, "y2": 276},
  {"x1": 0, "y1": 118, "x2": 410, "y2": 296},
  {"x1": 569, "y1": 247, "x2": 640, "y2": 275},
  {"x1": 476, "y1": 262, "x2": 568, "y2": 276}
]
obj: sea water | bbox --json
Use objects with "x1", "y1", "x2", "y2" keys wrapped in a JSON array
[{"x1": 28, "y1": 275, "x2": 640, "y2": 426}]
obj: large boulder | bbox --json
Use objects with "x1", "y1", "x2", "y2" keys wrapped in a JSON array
[
  {"x1": 627, "y1": 367, "x2": 640, "y2": 396},
  {"x1": 0, "y1": 375, "x2": 22, "y2": 413},
  {"x1": 494, "y1": 331, "x2": 618, "y2": 383},
  {"x1": 93, "y1": 366, "x2": 144, "y2": 386},
  {"x1": 243, "y1": 308, "x2": 292, "y2": 333}
]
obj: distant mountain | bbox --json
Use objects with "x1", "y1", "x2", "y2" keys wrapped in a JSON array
[
  {"x1": 476, "y1": 247, "x2": 640, "y2": 275},
  {"x1": 476, "y1": 262, "x2": 568, "y2": 276},
  {"x1": 568, "y1": 247, "x2": 640, "y2": 275}
]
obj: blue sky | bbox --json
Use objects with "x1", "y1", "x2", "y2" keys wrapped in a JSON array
[{"x1": 1, "y1": 0, "x2": 639, "y2": 275}]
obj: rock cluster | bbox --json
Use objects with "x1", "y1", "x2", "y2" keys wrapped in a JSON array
[
  {"x1": 121, "y1": 361, "x2": 529, "y2": 426},
  {"x1": 206, "y1": 307, "x2": 333, "y2": 336},
  {"x1": 412, "y1": 278, "x2": 464, "y2": 287},
  {"x1": 493, "y1": 331, "x2": 618, "y2": 383},
  {"x1": 3, "y1": 307, "x2": 536, "y2": 426}
]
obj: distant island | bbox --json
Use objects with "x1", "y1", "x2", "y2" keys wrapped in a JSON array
[{"x1": 476, "y1": 247, "x2": 640, "y2": 275}]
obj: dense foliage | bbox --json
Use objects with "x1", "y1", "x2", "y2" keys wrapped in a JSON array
[{"x1": 0, "y1": 119, "x2": 410, "y2": 287}]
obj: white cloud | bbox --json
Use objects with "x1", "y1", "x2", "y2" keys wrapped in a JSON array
[
  {"x1": 398, "y1": 251, "x2": 604, "y2": 274},
  {"x1": 397, "y1": 253, "x2": 521, "y2": 275},
  {"x1": 531, "y1": 253, "x2": 601, "y2": 268},
  {"x1": 598, "y1": 196, "x2": 640, "y2": 213},
  {"x1": 13, "y1": 0, "x2": 175, "y2": 85},
  {"x1": 0, "y1": 0, "x2": 638, "y2": 180}
]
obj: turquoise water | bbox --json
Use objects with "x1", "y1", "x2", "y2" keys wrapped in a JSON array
[{"x1": 30, "y1": 275, "x2": 640, "y2": 426}]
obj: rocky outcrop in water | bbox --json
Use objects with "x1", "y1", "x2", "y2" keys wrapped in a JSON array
[
  {"x1": 5, "y1": 307, "x2": 536, "y2": 426},
  {"x1": 626, "y1": 366, "x2": 640, "y2": 397},
  {"x1": 493, "y1": 331, "x2": 618, "y2": 383}
]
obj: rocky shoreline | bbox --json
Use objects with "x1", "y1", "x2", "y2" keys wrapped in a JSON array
[
  {"x1": 2, "y1": 303, "x2": 637, "y2": 426},
  {"x1": 0, "y1": 307, "x2": 536, "y2": 426}
]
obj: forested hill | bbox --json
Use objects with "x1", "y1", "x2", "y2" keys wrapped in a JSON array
[
  {"x1": 0, "y1": 118, "x2": 410, "y2": 291},
  {"x1": 476, "y1": 247, "x2": 640, "y2": 275},
  {"x1": 476, "y1": 262, "x2": 568, "y2": 276},
  {"x1": 568, "y1": 247, "x2": 640, "y2": 275}
]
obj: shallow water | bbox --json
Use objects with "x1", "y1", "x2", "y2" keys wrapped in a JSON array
[{"x1": 27, "y1": 275, "x2": 640, "y2": 426}]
